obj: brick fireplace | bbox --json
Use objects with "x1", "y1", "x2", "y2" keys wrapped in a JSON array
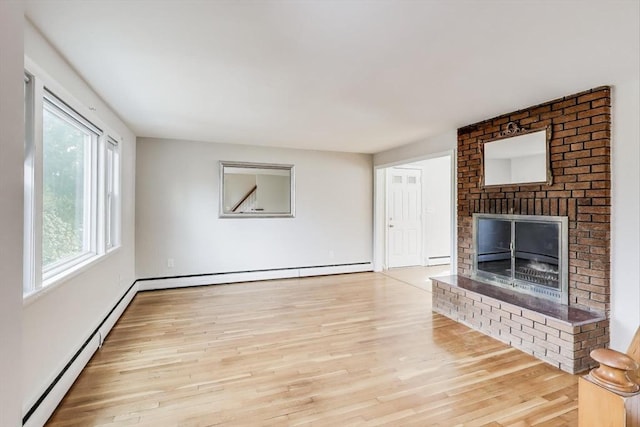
[{"x1": 432, "y1": 87, "x2": 611, "y2": 374}]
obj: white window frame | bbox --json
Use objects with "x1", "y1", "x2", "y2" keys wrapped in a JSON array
[
  {"x1": 24, "y1": 72, "x2": 36, "y2": 296},
  {"x1": 105, "y1": 137, "x2": 121, "y2": 251},
  {"x1": 23, "y1": 61, "x2": 123, "y2": 300},
  {"x1": 41, "y1": 91, "x2": 100, "y2": 282}
]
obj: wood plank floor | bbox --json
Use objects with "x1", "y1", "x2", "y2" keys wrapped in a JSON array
[
  {"x1": 47, "y1": 272, "x2": 579, "y2": 426},
  {"x1": 381, "y1": 265, "x2": 451, "y2": 292}
]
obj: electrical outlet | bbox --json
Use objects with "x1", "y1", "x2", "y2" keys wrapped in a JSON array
[{"x1": 167, "y1": 258, "x2": 174, "y2": 268}]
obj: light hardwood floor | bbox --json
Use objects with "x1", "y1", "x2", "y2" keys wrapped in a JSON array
[
  {"x1": 47, "y1": 272, "x2": 578, "y2": 426},
  {"x1": 381, "y1": 265, "x2": 451, "y2": 292}
]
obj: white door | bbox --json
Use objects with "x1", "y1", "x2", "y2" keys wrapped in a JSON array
[{"x1": 387, "y1": 168, "x2": 422, "y2": 268}]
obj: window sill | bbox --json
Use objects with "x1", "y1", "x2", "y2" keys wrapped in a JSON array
[{"x1": 23, "y1": 245, "x2": 122, "y2": 307}]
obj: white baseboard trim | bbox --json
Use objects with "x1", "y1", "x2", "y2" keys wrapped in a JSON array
[
  {"x1": 298, "y1": 263, "x2": 372, "y2": 277},
  {"x1": 138, "y1": 263, "x2": 373, "y2": 291},
  {"x1": 98, "y1": 282, "x2": 138, "y2": 346},
  {"x1": 24, "y1": 335, "x2": 100, "y2": 427},
  {"x1": 427, "y1": 256, "x2": 451, "y2": 266},
  {"x1": 24, "y1": 282, "x2": 138, "y2": 427}
]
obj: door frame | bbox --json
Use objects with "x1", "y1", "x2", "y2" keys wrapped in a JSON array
[{"x1": 373, "y1": 149, "x2": 457, "y2": 272}]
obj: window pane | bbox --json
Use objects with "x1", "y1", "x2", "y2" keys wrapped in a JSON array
[
  {"x1": 24, "y1": 74, "x2": 34, "y2": 295},
  {"x1": 105, "y1": 139, "x2": 120, "y2": 249},
  {"x1": 106, "y1": 147, "x2": 113, "y2": 248},
  {"x1": 42, "y1": 106, "x2": 91, "y2": 268}
]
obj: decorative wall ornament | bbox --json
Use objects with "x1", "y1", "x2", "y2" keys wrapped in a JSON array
[{"x1": 499, "y1": 121, "x2": 529, "y2": 137}]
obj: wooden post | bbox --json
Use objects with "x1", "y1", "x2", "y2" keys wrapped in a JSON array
[{"x1": 578, "y1": 376, "x2": 640, "y2": 426}]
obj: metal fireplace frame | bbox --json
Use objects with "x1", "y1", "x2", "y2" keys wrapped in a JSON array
[{"x1": 472, "y1": 213, "x2": 569, "y2": 305}]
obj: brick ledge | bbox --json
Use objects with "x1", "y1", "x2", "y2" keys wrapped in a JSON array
[
  {"x1": 432, "y1": 275, "x2": 609, "y2": 374},
  {"x1": 431, "y1": 275, "x2": 605, "y2": 326}
]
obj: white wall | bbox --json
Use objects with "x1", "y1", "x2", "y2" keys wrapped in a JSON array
[
  {"x1": 422, "y1": 156, "x2": 452, "y2": 263},
  {"x1": 136, "y1": 138, "x2": 372, "y2": 278},
  {"x1": 373, "y1": 130, "x2": 457, "y2": 167},
  {"x1": 401, "y1": 156, "x2": 452, "y2": 264},
  {"x1": 0, "y1": 2, "x2": 25, "y2": 426},
  {"x1": 610, "y1": 78, "x2": 640, "y2": 351},
  {"x1": 22, "y1": 20, "x2": 137, "y2": 412}
]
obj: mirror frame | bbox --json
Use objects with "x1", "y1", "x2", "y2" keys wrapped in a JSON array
[
  {"x1": 219, "y1": 161, "x2": 295, "y2": 218},
  {"x1": 479, "y1": 122, "x2": 553, "y2": 188}
]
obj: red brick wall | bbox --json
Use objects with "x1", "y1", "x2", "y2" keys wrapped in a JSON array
[{"x1": 457, "y1": 87, "x2": 611, "y2": 312}]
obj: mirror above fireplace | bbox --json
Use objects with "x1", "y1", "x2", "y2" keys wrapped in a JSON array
[{"x1": 481, "y1": 122, "x2": 552, "y2": 187}]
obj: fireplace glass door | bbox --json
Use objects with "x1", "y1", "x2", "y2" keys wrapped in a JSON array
[
  {"x1": 514, "y1": 222, "x2": 560, "y2": 290},
  {"x1": 476, "y1": 218, "x2": 512, "y2": 280},
  {"x1": 472, "y1": 213, "x2": 568, "y2": 304}
]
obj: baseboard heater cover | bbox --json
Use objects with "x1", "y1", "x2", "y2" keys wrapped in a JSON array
[
  {"x1": 428, "y1": 256, "x2": 451, "y2": 266},
  {"x1": 23, "y1": 282, "x2": 138, "y2": 427},
  {"x1": 138, "y1": 262, "x2": 373, "y2": 291}
]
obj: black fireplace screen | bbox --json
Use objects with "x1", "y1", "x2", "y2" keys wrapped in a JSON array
[
  {"x1": 477, "y1": 219, "x2": 511, "y2": 279},
  {"x1": 474, "y1": 214, "x2": 567, "y2": 303},
  {"x1": 514, "y1": 222, "x2": 559, "y2": 289}
]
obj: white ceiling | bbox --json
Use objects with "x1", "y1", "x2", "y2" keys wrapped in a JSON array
[{"x1": 25, "y1": 0, "x2": 639, "y2": 154}]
